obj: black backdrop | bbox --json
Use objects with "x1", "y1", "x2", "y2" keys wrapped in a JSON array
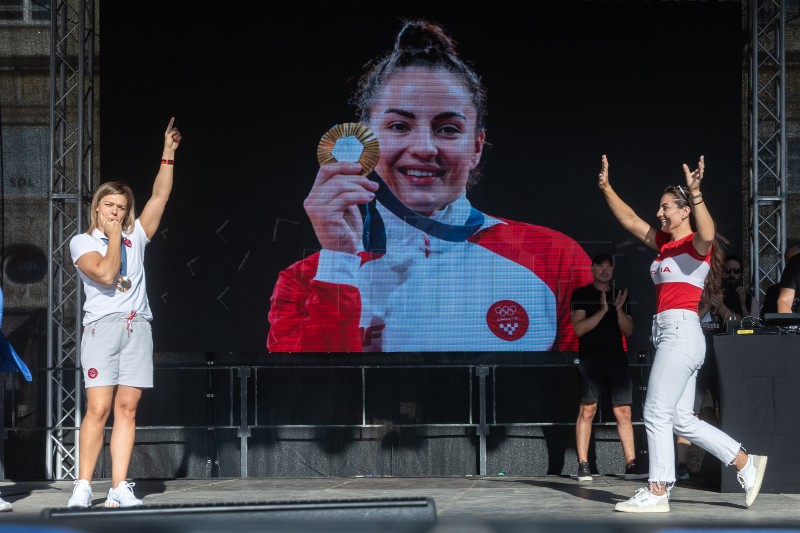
[{"x1": 98, "y1": 1, "x2": 744, "y2": 354}]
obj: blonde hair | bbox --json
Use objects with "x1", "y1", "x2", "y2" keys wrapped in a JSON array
[{"x1": 87, "y1": 181, "x2": 136, "y2": 234}]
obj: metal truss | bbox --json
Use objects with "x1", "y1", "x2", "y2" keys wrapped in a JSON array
[
  {"x1": 749, "y1": 0, "x2": 788, "y2": 302},
  {"x1": 47, "y1": 0, "x2": 94, "y2": 480}
]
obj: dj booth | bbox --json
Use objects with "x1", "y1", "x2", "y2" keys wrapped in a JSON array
[{"x1": 713, "y1": 331, "x2": 800, "y2": 493}]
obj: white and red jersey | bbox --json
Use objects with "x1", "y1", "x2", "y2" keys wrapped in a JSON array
[
  {"x1": 268, "y1": 195, "x2": 592, "y2": 353},
  {"x1": 650, "y1": 231, "x2": 711, "y2": 313},
  {"x1": 70, "y1": 219, "x2": 152, "y2": 325}
]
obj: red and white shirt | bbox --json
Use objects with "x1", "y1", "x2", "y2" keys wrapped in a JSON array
[
  {"x1": 267, "y1": 195, "x2": 592, "y2": 353},
  {"x1": 70, "y1": 219, "x2": 152, "y2": 325},
  {"x1": 651, "y1": 231, "x2": 711, "y2": 313}
]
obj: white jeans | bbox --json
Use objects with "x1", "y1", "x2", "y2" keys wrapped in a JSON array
[{"x1": 645, "y1": 309, "x2": 741, "y2": 483}]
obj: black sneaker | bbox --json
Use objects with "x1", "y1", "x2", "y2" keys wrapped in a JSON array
[
  {"x1": 577, "y1": 461, "x2": 592, "y2": 482},
  {"x1": 624, "y1": 461, "x2": 649, "y2": 480},
  {"x1": 676, "y1": 462, "x2": 690, "y2": 481}
]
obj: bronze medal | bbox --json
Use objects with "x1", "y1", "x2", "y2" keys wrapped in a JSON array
[
  {"x1": 317, "y1": 122, "x2": 380, "y2": 175},
  {"x1": 116, "y1": 276, "x2": 132, "y2": 293}
]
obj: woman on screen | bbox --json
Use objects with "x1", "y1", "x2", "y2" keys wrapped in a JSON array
[
  {"x1": 597, "y1": 154, "x2": 768, "y2": 513},
  {"x1": 267, "y1": 20, "x2": 591, "y2": 352}
]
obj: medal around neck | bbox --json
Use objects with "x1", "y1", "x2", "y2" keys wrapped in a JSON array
[
  {"x1": 317, "y1": 123, "x2": 380, "y2": 175},
  {"x1": 116, "y1": 276, "x2": 132, "y2": 293}
]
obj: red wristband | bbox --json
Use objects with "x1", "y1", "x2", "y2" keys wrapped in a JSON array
[{"x1": 161, "y1": 159, "x2": 174, "y2": 165}]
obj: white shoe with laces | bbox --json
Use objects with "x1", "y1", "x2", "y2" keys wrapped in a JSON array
[
  {"x1": 737, "y1": 454, "x2": 768, "y2": 507},
  {"x1": 614, "y1": 487, "x2": 670, "y2": 513},
  {"x1": 67, "y1": 479, "x2": 93, "y2": 508},
  {"x1": 104, "y1": 481, "x2": 143, "y2": 508}
]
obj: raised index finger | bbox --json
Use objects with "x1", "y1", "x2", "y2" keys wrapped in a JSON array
[{"x1": 166, "y1": 116, "x2": 175, "y2": 132}]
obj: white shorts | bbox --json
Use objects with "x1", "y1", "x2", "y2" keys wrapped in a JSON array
[{"x1": 80, "y1": 312, "x2": 153, "y2": 388}]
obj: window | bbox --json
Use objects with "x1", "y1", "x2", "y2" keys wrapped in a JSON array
[{"x1": 0, "y1": 0, "x2": 51, "y2": 25}]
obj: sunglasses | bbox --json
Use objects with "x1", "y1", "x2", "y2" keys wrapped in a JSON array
[
  {"x1": 724, "y1": 267, "x2": 742, "y2": 274},
  {"x1": 666, "y1": 185, "x2": 690, "y2": 203}
]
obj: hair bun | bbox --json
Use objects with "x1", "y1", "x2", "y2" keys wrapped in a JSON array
[{"x1": 395, "y1": 20, "x2": 457, "y2": 55}]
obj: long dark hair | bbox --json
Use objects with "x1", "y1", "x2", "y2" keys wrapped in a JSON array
[
  {"x1": 663, "y1": 185, "x2": 728, "y2": 305},
  {"x1": 352, "y1": 19, "x2": 488, "y2": 188}
]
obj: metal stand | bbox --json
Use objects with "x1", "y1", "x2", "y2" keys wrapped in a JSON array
[{"x1": 637, "y1": 350, "x2": 650, "y2": 462}]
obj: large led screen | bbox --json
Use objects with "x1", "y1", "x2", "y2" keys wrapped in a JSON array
[{"x1": 99, "y1": 1, "x2": 743, "y2": 354}]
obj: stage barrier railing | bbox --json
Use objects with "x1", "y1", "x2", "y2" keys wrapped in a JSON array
[{"x1": 3, "y1": 352, "x2": 651, "y2": 479}]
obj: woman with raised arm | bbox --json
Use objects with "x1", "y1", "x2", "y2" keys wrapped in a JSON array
[
  {"x1": 597, "y1": 154, "x2": 767, "y2": 513},
  {"x1": 67, "y1": 117, "x2": 181, "y2": 509}
]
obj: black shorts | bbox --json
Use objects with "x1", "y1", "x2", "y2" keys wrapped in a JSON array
[{"x1": 577, "y1": 358, "x2": 633, "y2": 405}]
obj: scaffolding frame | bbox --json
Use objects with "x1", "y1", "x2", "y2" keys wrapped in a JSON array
[
  {"x1": 46, "y1": 0, "x2": 94, "y2": 480},
  {"x1": 749, "y1": 0, "x2": 788, "y2": 302}
]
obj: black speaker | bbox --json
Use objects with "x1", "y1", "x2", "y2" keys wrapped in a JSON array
[{"x1": 40, "y1": 497, "x2": 436, "y2": 532}]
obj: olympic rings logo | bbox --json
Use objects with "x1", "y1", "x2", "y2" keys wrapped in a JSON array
[
  {"x1": 494, "y1": 305, "x2": 517, "y2": 316},
  {"x1": 486, "y1": 300, "x2": 529, "y2": 341}
]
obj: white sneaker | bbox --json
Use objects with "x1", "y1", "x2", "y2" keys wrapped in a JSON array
[
  {"x1": 614, "y1": 487, "x2": 670, "y2": 513},
  {"x1": 67, "y1": 479, "x2": 93, "y2": 508},
  {"x1": 104, "y1": 481, "x2": 143, "y2": 508},
  {"x1": 0, "y1": 496, "x2": 12, "y2": 512},
  {"x1": 737, "y1": 454, "x2": 768, "y2": 507}
]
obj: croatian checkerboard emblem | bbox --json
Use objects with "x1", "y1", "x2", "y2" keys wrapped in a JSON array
[{"x1": 486, "y1": 300, "x2": 529, "y2": 341}]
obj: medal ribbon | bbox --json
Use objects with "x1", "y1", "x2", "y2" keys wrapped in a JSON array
[
  {"x1": 363, "y1": 171, "x2": 485, "y2": 253},
  {"x1": 100, "y1": 236, "x2": 130, "y2": 280}
]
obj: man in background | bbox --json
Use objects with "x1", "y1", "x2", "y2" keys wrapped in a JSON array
[
  {"x1": 761, "y1": 243, "x2": 800, "y2": 316},
  {"x1": 570, "y1": 253, "x2": 647, "y2": 482}
]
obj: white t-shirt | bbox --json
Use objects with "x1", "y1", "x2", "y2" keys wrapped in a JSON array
[{"x1": 70, "y1": 219, "x2": 152, "y2": 325}]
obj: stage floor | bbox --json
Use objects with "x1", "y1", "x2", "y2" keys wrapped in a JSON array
[{"x1": 1, "y1": 475, "x2": 799, "y2": 532}]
